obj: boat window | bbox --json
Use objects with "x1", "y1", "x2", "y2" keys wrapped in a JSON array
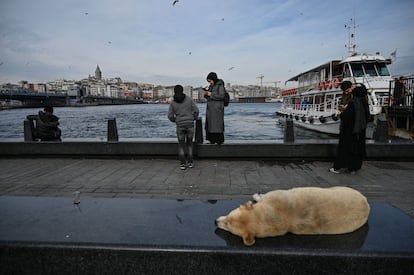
[
  {"x1": 363, "y1": 63, "x2": 378, "y2": 76},
  {"x1": 333, "y1": 65, "x2": 342, "y2": 79},
  {"x1": 325, "y1": 94, "x2": 334, "y2": 109},
  {"x1": 344, "y1": 64, "x2": 352, "y2": 77},
  {"x1": 350, "y1": 63, "x2": 364, "y2": 77},
  {"x1": 376, "y1": 63, "x2": 391, "y2": 76}
]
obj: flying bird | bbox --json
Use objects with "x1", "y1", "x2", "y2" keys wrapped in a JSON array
[
  {"x1": 188, "y1": 51, "x2": 192, "y2": 55},
  {"x1": 228, "y1": 67, "x2": 235, "y2": 70},
  {"x1": 172, "y1": 0, "x2": 179, "y2": 6},
  {"x1": 84, "y1": 12, "x2": 88, "y2": 15}
]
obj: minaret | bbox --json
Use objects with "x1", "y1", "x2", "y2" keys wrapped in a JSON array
[{"x1": 95, "y1": 65, "x2": 102, "y2": 80}]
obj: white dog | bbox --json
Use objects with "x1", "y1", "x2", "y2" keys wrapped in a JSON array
[{"x1": 215, "y1": 186, "x2": 370, "y2": 246}]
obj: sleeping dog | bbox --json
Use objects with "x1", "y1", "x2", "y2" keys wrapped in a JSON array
[{"x1": 215, "y1": 186, "x2": 370, "y2": 246}]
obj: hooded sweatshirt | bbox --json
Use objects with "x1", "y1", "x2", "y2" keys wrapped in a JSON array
[{"x1": 168, "y1": 94, "x2": 199, "y2": 127}]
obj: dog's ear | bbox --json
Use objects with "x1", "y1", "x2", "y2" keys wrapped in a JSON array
[
  {"x1": 242, "y1": 232, "x2": 256, "y2": 246},
  {"x1": 240, "y1": 201, "x2": 254, "y2": 210}
]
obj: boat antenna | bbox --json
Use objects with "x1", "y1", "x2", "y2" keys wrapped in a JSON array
[{"x1": 345, "y1": 17, "x2": 358, "y2": 56}]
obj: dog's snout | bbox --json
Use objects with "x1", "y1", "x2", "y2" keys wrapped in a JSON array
[{"x1": 214, "y1": 219, "x2": 218, "y2": 226}]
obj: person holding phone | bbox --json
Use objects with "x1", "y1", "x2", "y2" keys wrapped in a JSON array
[{"x1": 204, "y1": 72, "x2": 226, "y2": 145}]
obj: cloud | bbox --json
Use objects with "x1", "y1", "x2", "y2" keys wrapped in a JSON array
[{"x1": 0, "y1": 0, "x2": 413, "y2": 86}]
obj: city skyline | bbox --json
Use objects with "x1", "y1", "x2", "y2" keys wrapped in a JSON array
[{"x1": 0, "y1": 0, "x2": 413, "y2": 88}]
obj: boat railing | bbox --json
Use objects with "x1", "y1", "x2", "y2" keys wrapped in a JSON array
[
  {"x1": 281, "y1": 99, "x2": 339, "y2": 117},
  {"x1": 387, "y1": 76, "x2": 414, "y2": 116}
]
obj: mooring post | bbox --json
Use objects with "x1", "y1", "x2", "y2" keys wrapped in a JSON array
[
  {"x1": 23, "y1": 119, "x2": 34, "y2": 142},
  {"x1": 107, "y1": 118, "x2": 119, "y2": 142},
  {"x1": 195, "y1": 117, "x2": 203, "y2": 144},
  {"x1": 373, "y1": 117, "x2": 388, "y2": 142},
  {"x1": 284, "y1": 118, "x2": 294, "y2": 142}
]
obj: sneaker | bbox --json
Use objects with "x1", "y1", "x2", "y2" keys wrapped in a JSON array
[
  {"x1": 187, "y1": 162, "x2": 194, "y2": 168},
  {"x1": 329, "y1": 168, "x2": 340, "y2": 174},
  {"x1": 180, "y1": 164, "x2": 186, "y2": 170}
]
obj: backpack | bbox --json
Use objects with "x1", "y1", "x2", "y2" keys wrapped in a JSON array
[{"x1": 224, "y1": 89, "x2": 230, "y2": 107}]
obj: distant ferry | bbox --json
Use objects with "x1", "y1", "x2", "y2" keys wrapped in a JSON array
[{"x1": 277, "y1": 20, "x2": 393, "y2": 138}]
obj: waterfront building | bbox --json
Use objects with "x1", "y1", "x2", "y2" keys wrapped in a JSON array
[
  {"x1": 106, "y1": 85, "x2": 120, "y2": 98},
  {"x1": 88, "y1": 83, "x2": 106, "y2": 97},
  {"x1": 191, "y1": 87, "x2": 199, "y2": 102}
]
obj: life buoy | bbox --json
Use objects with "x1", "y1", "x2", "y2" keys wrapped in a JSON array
[
  {"x1": 327, "y1": 80, "x2": 333, "y2": 89},
  {"x1": 323, "y1": 81, "x2": 329, "y2": 90},
  {"x1": 334, "y1": 78, "x2": 341, "y2": 88},
  {"x1": 319, "y1": 82, "x2": 324, "y2": 90}
]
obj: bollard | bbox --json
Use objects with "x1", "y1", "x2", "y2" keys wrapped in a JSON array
[
  {"x1": 373, "y1": 117, "x2": 388, "y2": 142},
  {"x1": 284, "y1": 118, "x2": 294, "y2": 142},
  {"x1": 195, "y1": 117, "x2": 203, "y2": 144},
  {"x1": 107, "y1": 118, "x2": 119, "y2": 142},
  {"x1": 24, "y1": 119, "x2": 34, "y2": 142}
]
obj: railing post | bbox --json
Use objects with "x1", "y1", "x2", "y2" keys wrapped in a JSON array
[
  {"x1": 107, "y1": 118, "x2": 118, "y2": 142},
  {"x1": 195, "y1": 117, "x2": 203, "y2": 144},
  {"x1": 284, "y1": 118, "x2": 294, "y2": 142}
]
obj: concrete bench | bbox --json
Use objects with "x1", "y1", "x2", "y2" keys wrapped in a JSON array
[{"x1": 0, "y1": 196, "x2": 413, "y2": 274}]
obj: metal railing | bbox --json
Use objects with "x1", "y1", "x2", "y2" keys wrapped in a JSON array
[{"x1": 388, "y1": 76, "x2": 414, "y2": 117}]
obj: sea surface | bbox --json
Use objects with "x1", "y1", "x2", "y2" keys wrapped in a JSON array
[{"x1": 0, "y1": 103, "x2": 332, "y2": 141}]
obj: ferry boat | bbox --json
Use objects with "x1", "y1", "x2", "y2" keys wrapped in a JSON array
[{"x1": 277, "y1": 20, "x2": 393, "y2": 138}]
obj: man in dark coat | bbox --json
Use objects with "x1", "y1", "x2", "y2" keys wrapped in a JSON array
[
  {"x1": 393, "y1": 76, "x2": 406, "y2": 106},
  {"x1": 204, "y1": 72, "x2": 226, "y2": 144},
  {"x1": 330, "y1": 81, "x2": 369, "y2": 174}
]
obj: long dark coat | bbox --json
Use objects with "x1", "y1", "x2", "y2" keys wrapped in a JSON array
[
  {"x1": 393, "y1": 81, "x2": 406, "y2": 105},
  {"x1": 205, "y1": 79, "x2": 225, "y2": 134},
  {"x1": 333, "y1": 89, "x2": 369, "y2": 172}
]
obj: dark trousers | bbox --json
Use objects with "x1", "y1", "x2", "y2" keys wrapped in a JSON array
[{"x1": 177, "y1": 126, "x2": 194, "y2": 164}]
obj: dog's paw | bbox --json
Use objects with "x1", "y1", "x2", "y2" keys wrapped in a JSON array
[{"x1": 252, "y1": 193, "x2": 263, "y2": 202}]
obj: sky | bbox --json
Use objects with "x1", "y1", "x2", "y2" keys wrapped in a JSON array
[{"x1": 0, "y1": 0, "x2": 413, "y2": 88}]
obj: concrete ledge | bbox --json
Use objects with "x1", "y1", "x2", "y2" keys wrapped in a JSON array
[
  {"x1": 2, "y1": 243, "x2": 413, "y2": 275},
  {"x1": 0, "y1": 140, "x2": 413, "y2": 159},
  {"x1": 1, "y1": 197, "x2": 413, "y2": 274}
]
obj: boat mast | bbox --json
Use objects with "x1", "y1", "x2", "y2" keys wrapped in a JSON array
[{"x1": 345, "y1": 17, "x2": 358, "y2": 56}]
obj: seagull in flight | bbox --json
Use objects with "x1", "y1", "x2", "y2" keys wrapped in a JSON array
[
  {"x1": 228, "y1": 67, "x2": 235, "y2": 70},
  {"x1": 172, "y1": 0, "x2": 179, "y2": 6}
]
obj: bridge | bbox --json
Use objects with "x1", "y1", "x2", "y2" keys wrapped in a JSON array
[
  {"x1": 0, "y1": 90, "x2": 145, "y2": 107},
  {"x1": 0, "y1": 90, "x2": 68, "y2": 107}
]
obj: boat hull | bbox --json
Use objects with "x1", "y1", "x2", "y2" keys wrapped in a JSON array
[{"x1": 277, "y1": 114, "x2": 375, "y2": 138}]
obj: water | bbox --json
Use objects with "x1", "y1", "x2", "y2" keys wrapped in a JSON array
[{"x1": 0, "y1": 103, "x2": 332, "y2": 141}]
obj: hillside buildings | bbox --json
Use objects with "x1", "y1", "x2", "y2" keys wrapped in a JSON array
[{"x1": 1, "y1": 65, "x2": 279, "y2": 103}]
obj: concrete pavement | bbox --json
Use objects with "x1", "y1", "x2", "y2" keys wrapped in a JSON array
[{"x1": 0, "y1": 158, "x2": 413, "y2": 217}]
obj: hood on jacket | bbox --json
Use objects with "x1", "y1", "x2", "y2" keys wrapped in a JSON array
[
  {"x1": 173, "y1": 84, "x2": 186, "y2": 103},
  {"x1": 174, "y1": 92, "x2": 186, "y2": 103}
]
